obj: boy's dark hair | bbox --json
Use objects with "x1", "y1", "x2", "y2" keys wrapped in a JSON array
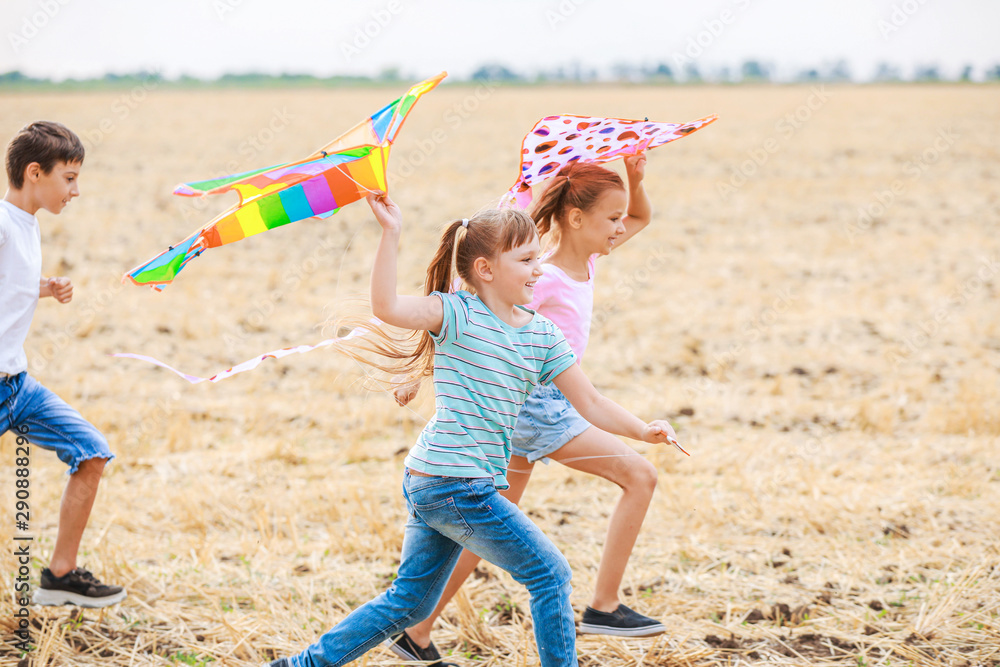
[{"x1": 5, "y1": 121, "x2": 85, "y2": 189}]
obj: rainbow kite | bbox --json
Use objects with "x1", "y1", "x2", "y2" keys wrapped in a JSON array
[
  {"x1": 502, "y1": 112, "x2": 718, "y2": 209},
  {"x1": 125, "y1": 72, "x2": 447, "y2": 290}
]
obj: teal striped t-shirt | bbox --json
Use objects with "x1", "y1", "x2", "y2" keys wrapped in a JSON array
[{"x1": 404, "y1": 290, "x2": 577, "y2": 489}]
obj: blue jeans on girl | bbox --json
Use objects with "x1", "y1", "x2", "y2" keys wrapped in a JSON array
[{"x1": 289, "y1": 469, "x2": 577, "y2": 667}]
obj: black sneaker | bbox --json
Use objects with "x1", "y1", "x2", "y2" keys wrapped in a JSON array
[
  {"x1": 383, "y1": 630, "x2": 458, "y2": 666},
  {"x1": 579, "y1": 604, "x2": 666, "y2": 637},
  {"x1": 263, "y1": 661, "x2": 292, "y2": 667},
  {"x1": 32, "y1": 567, "x2": 127, "y2": 608}
]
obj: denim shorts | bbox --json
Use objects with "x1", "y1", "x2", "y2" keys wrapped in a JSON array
[
  {"x1": 510, "y1": 384, "x2": 591, "y2": 464},
  {"x1": 0, "y1": 372, "x2": 114, "y2": 474}
]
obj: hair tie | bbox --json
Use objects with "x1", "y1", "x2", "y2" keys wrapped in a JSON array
[{"x1": 461, "y1": 218, "x2": 469, "y2": 228}]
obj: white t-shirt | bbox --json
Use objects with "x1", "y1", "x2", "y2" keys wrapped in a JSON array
[{"x1": 0, "y1": 200, "x2": 42, "y2": 375}]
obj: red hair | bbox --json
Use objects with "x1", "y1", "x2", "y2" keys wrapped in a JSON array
[{"x1": 528, "y1": 162, "x2": 624, "y2": 244}]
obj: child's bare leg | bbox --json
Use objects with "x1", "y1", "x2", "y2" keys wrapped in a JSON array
[
  {"x1": 549, "y1": 428, "x2": 656, "y2": 612},
  {"x1": 49, "y1": 457, "x2": 107, "y2": 577},
  {"x1": 406, "y1": 455, "x2": 536, "y2": 648}
]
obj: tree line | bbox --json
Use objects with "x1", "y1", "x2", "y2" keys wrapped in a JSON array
[{"x1": 3, "y1": 60, "x2": 999, "y2": 89}]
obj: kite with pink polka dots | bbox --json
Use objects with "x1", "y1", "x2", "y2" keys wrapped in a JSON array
[{"x1": 503, "y1": 113, "x2": 718, "y2": 208}]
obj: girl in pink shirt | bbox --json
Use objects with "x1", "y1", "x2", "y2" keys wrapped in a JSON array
[{"x1": 389, "y1": 155, "x2": 671, "y2": 661}]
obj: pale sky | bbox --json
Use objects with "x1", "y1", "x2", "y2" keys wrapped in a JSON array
[{"x1": 2, "y1": 0, "x2": 998, "y2": 81}]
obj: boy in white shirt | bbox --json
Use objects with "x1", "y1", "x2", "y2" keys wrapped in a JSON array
[{"x1": 1, "y1": 121, "x2": 125, "y2": 607}]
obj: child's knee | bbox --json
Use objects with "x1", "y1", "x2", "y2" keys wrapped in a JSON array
[
  {"x1": 520, "y1": 549, "x2": 572, "y2": 595},
  {"x1": 548, "y1": 552, "x2": 573, "y2": 590},
  {"x1": 630, "y1": 457, "x2": 658, "y2": 494},
  {"x1": 614, "y1": 455, "x2": 657, "y2": 494},
  {"x1": 410, "y1": 597, "x2": 438, "y2": 625}
]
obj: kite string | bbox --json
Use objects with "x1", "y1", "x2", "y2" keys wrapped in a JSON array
[
  {"x1": 337, "y1": 164, "x2": 382, "y2": 196},
  {"x1": 343, "y1": 356, "x2": 649, "y2": 474},
  {"x1": 335, "y1": 282, "x2": 659, "y2": 473},
  {"x1": 507, "y1": 452, "x2": 646, "y2": 474}
]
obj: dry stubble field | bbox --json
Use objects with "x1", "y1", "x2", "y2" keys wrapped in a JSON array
[{"x1": 1, "y1": 83, "x2": 999, "y2": 666}]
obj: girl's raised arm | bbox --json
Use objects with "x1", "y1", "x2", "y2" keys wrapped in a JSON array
[
  {"x1": 367, "y1": 192, "x2": 444, "y2": 334},
  {"x1": 552, "y1": 363, "x2": 683, "y2": 450},
  {"x1": 615, "y1": 152, "x2": 653, "y2": 248}
]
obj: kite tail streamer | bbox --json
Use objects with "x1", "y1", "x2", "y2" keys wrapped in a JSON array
[{"x1": 112, "y1": 324, "x2": 374, "y2": 384}]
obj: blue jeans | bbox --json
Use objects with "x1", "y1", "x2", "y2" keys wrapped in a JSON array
[
  {"x1": 0, "y1": 373, "x2": 113, "y2": 473},
  {"x1": 290, "y1": 470, "x2": 577, "y2": 667}
]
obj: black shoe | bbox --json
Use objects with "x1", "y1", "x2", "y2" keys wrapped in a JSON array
[
  {"x1": 32, "y1": 567, "x2": 127, "y2": 608},
  {"x1": 264, "y1": 660, "x2": 292, "y2": 667},
  {"x1": 579, "y1": 604, "x2": 666, "y2": 637},
  {"x1": 383, "y1": 630, "x2": 458, "y2": 666}
]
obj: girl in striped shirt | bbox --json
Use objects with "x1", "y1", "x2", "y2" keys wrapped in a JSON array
[
  {"x1": 269, "y1": 191, "x2": 679, "y2": 667},
  {"x1": 400, "y1": 155, "x2": 672, "y2": 658}
]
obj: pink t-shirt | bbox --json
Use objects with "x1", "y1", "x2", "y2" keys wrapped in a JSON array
[{"x1": 528, "y1": 254, "x2": 597, "y2": 363}]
